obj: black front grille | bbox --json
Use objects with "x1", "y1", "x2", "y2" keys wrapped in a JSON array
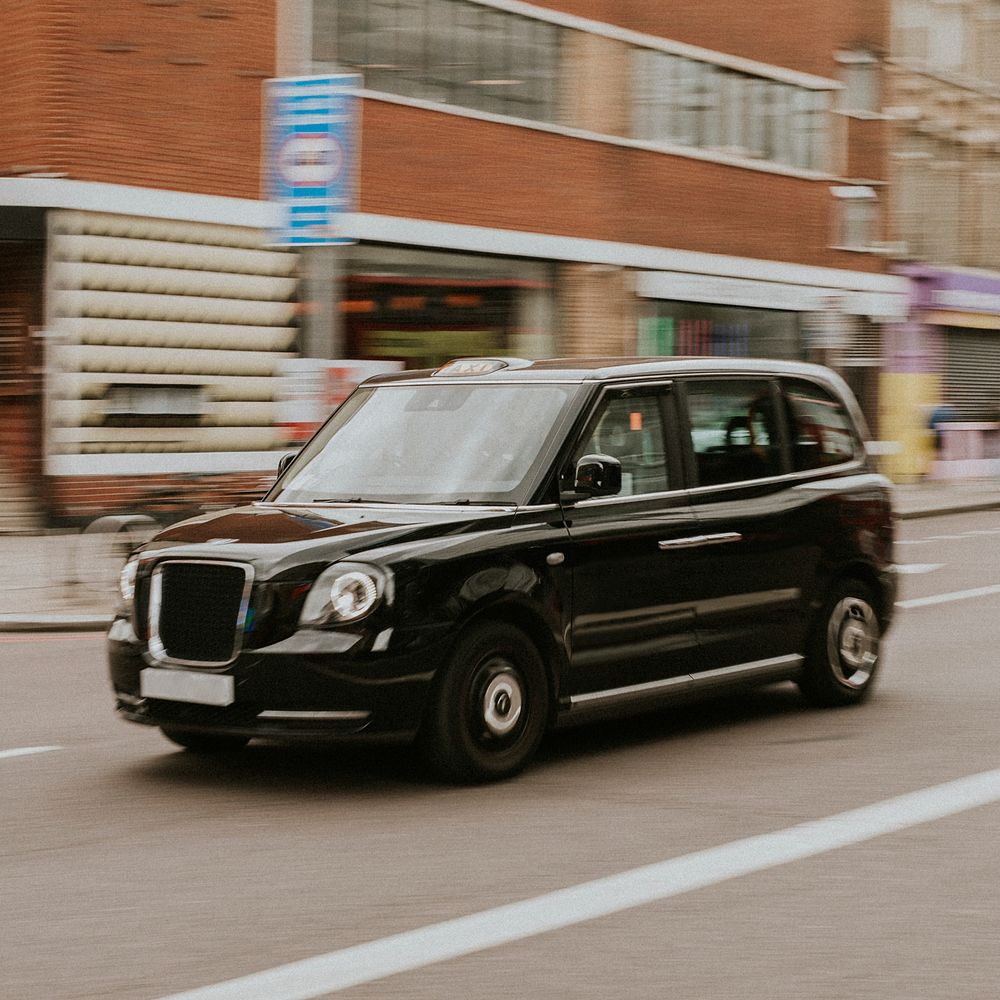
[{"x1": 154, "y1": 562, "x2": 249, "y2": 664}]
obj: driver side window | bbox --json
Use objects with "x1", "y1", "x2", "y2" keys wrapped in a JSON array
[{"x1": 573, "y1": 391, "x2": 669, "y2": 496}]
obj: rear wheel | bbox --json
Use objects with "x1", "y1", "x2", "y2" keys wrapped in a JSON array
[
  {"x1": 160, "y1": 727, "x2": 250, "y2": 753},
  {"x1": 798, "y1": 580, "x2": 882, "y2": 707},
  {"x1": 421, "y1": 621, "x2": 550, "y2": 783}
]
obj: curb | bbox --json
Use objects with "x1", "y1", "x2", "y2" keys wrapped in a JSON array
[
  {"x1": 0, "y1": 614, "x2": 112, "y2": 633},
  {"x1": 895, "y1": 499, "x2": 1000, "y2": 520}
]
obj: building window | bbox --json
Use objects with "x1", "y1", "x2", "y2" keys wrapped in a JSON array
[
  {"x1": 837, "y1": 51, "x2": 880, "y2": 115},
  {"x1": 633, "y1": 48, "x2": 831, "y2": 170},
  {"x1": 313, "y1": 0, "x2": 561, "y2": 123},
  {"x1": 832, "y1": 186, "x2": 878, "y2": 249}
]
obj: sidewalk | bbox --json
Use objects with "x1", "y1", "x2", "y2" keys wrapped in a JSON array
[{"x1": 1, "y1": 479, "x2": 998, "y2": 632}]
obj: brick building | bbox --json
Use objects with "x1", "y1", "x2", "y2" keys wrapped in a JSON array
[{"x1": 0, "y1": 0, "x2": 908, "y2": 525}]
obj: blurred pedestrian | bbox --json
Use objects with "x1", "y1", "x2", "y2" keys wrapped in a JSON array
[{"x1": 928, "y1": 399, "x2": 958, "y2": 455}]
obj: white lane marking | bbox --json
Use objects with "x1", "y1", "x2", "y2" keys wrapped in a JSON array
[
  {"x1": 894, "y1": 563, "x2": 943, "y2": 575},
  {"x1": 898, "y1": 530, "x2": 1000, "y2": 546},
  {"x1": 157, "y1": 768, "x2": 1000, "y2": 1000},
  {"x1": 897, "y1": 583, "x2": 1000, "y2": 609},
  {"x1": 0, "y1": 746, "x2": 63, "y2": 761}
]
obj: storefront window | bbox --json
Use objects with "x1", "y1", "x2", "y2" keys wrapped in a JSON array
[
  {"x1": 339, "y1": 247, "x2": 556, "y2": 371},
  {"x1": 638, "y1": 302, "x2": 803, "y2": 361}
]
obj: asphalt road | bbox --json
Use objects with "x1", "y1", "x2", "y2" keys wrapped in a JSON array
[{"x1": 3, "y1": 510, "x2": 999, "y2": 1000}]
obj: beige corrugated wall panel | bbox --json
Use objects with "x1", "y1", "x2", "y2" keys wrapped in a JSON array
[
  {"x1": 52, "y1": 400, "x2": 277, "y2": 427},
  {"x1": 61, "y1": 318, "x2": 297, "y2": 352},
  {"x1": 52, "y1": 211, "x2": 283, "y2": 250},
  {"x1": 56, "y1": 290, "x2": 297, "y2": 326},
  {"x1": 59, "y1": 373, "x2": 278, "y2": 401},
  {"x1": 66, "y1": 427, "x2": 282, "y2": 451},
  {"x1": 58, "y1": 262, "x2": 297, "y2": 302},
  {"x1": 202, "y1": 402, "x2": 277, "y2": 426},
  {"x1": 55, "y1": 234, "x2": 298, "y2": 276},
  {"x1": 64, "y1": 345, "x2": 289, "y2": 377},
  {"x1": 48, "y1": 210, "x2": 298, "y2": 461}
]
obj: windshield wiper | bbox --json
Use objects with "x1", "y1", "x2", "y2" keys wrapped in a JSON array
[{"x1": 310, "y1": 497, "x2": 369, "y2": 503}]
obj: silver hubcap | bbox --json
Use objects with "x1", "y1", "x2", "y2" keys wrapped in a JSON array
[
  {"x1": 827, "y1": 597, "x2": 879, "y2": 688},
  {"x1": 481, "y1": 668, "x2": 523, "y2": 737}
]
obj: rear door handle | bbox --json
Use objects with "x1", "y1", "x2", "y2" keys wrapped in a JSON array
[{"x1": 658, "y1": 532, "x2": 742, "y2": 550}]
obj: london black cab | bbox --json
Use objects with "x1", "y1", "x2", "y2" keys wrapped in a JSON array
[{"x1": 109, "y1": 357, "x2": 896, "y2": 781}]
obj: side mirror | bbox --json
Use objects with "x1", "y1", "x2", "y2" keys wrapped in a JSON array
[
  {"x1": 562, "y1": 454, "x2": 622, "y2": 503},
  {"x1": 277, "y1": 452, "x2": 297, "y2": 474}
]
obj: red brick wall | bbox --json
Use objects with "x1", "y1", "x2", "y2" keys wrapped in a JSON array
[
  {"x1": 0, "y1": 1, "x2": 275, "y2": 199},
  {"x1": 360, "y1": 101, "x2": 883, "y2": 273},
  {"x1": 0, "y1": 4, "x2": 57, "y2": 173},
  {"x1": 0, "y1": 243, "x2": 46, "y2": 488},
  {"x1": 529, "y1": 0, "x2": 888, "y2": 80}
]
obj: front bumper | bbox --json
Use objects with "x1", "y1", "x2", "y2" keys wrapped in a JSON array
[{"x1": 108, "y1": 617, "x2": 451, "y2": 742}]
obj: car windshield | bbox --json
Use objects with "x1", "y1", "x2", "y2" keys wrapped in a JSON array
[{"x1": 269, "y1": 382, "x2": 578, "y2": 505}]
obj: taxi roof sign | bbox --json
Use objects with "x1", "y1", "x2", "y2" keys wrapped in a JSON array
[{"x1": 433, "y1": 358, "x2": 510, "y2": 377}]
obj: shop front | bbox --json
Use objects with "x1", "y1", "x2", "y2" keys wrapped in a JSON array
[
  {"x1": 635, "y1": 270, "x2": 900, "y2": 436},
  {"x1": 886, "y1": 265, "x2": 1000, "y2": 480},
  {"x1": 337, "y1": 246, "x2": 556, "y2": 372}
]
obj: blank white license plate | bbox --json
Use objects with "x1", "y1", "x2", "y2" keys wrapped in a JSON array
[{"x1": 140, "y1": 667, "x2": 234, "y2": 707}]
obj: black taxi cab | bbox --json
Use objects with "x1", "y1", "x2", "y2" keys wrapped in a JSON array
[{"x1": 109, "y1": 357, "x2": 896, "y2": 781}]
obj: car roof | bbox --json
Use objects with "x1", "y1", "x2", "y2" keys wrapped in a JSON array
[{"x1": 363, "y1": 356, "x2": 843, "y2": 386}]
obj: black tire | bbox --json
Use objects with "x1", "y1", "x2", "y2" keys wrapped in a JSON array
[
  {"x1": 798, "y1": 580, "x2": 882, "y2": 707},
  {"x1": 160, "y1": 727, "x2": 250, "y2": 753},
  {"x1": 420, "y1": 621, "x2": 550, "y2": 783}
]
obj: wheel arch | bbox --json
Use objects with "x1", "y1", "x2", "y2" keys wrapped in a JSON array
[
  {"x1": 816, "y1": 559, "x2": 892, "y2": 630},
  {"x1": 453, "y1": 598, "x2": 567, "y2": 729}
]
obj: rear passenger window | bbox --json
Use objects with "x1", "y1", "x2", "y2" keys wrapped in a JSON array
[
  {"x1": 686, "y1": 379, "x2": 783, "y2": 486},
  {"x1": 783, "y1": 379, "x2": 859, "y2": 470}
]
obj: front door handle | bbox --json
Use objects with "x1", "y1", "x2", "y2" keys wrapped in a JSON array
[{"x1": 658, "y1": 532, "x2": 742, "y2": 550}]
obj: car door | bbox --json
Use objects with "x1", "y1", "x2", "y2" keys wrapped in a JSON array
[
  {"x1": 562, "y1": 383, "x2": 703, "y2": 702},
  {"x1": 678, "y1": 376, "x2": 815, "y2": 676}
]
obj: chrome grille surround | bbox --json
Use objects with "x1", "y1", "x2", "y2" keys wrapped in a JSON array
[{"x1": 147, "y1": 559, "x2": 254, "y2": 669}]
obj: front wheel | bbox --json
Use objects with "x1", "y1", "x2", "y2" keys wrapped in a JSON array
[
  {"x1": 420, "y1": 621, "x2": 550, "y2": 783},
  {"x1": 798, "y1": 580, "x2": 882, "y2": 707},
  {"x1": 160, "y1": 727, "x2": 250, "y2": 753}
]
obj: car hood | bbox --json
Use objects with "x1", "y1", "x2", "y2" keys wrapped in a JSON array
[{"x1": 138, "y1": 502, "x2": 517, "y2": 576}]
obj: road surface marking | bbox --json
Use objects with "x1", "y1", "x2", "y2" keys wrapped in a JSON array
[
  {"x1": 157, "y1": 767, "x2": 1000, "y2": 1000},
  {"x1": 893, "y1": 563, "x2": 942, "y2": 574},
  {"x1": 897, "y1": 530, "x2": 1000, "y2": 546},
  {"x1": 897, "y1": 583, "x2": 1000, "y2": 609},
  {"x1": 0, "y1": 746, "x2": 63, "y2": 761},
  {"x1": 0, "y1": 633, "x2": 101, "y2": 644}
]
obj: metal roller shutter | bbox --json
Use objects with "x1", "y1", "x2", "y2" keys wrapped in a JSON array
[{"x1": 943, "y1": 328, "x2": 1000, "y2": 420}]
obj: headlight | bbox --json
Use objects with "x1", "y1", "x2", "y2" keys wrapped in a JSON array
[
  {"x1": 119, "y1": 557, "x2": 139, "y2": 605},
  {"x1": 299, "y1": 563, "x2": 390, "y2": 626}
]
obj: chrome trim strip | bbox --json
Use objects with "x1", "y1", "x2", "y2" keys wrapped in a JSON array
[
  {"x1": 256, "y1": 501, "x2": 518, "y2": 513},
  {"x1": 568, "y1": 654, "x2": 803, "y2": 709},
  {"x1": 257, "y1": 710, "x2": 371, "y2": 721},
  {"x1": 573, "y1": 461, "x2": 870, "y2": 508},
  {"x1": 686, "y1": 459, "x2": 866, "y2": 494},
  {"x1": 148, "y1": 559, "x2": 254, "y2": 670},
  {"x1": 574, "y1": 487, "x2": 690, "y2": 508},
  {"x1": 687, "y1": 654, "x2": 804, "y2": 685},
  {"x1": 569, "y1": 674, "x2": 690, "y2": 707},
  {"x1": 659, "y1": 532, "x2": 742, "y2": 550},
  {"x1": 369, "y1": 378, "x2": 584, "y2": 387}
]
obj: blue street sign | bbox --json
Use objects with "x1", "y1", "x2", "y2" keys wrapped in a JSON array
[{"x1": 265, "y1": 74, "x2": 361, "y2": 246}]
